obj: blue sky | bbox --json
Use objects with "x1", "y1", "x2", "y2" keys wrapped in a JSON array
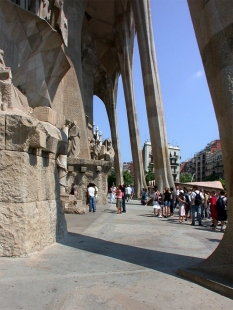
[{"x1": 93, "y1": 0, "x2": 219, "y2": 164}]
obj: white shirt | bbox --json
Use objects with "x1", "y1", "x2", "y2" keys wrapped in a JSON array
[
  {"x1": 126, "y1": 186, "x2": 132, "y2": 195},
  {"x1": 191, "y1": 190, "x2": 203, "y2": 205},
  {"x1": 88, "y1": 187, "x2": 95, "y2": 197}
]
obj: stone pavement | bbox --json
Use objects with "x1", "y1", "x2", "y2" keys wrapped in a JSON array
[{"x1": 0, "y1": 200, "x2": 232, "y2": 309}]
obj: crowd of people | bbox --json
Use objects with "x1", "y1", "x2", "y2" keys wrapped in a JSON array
[
  {"x1": 108, "y1": 184, "x2": 134, "y2": 214},
  {"x1": 70, "y1": 182, "x2": 227, "y2": 232},
  {"x1": 151, "y1": 185, "x2": 228, "y2": 231}
]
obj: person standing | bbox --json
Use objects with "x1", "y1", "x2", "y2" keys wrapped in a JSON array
[
  {"x1": 88, "y1": 183, "x2": 96, "y2": 212},
  {"x1": 170, "y1": 187, "x2": 175, "y2": 216},
  {"x1": 191, "y1": 185, "x2": 203, "y2": 226},
  {"x1": 163, "y1": 187, "x2": 171, "y2": 218},
  {"x1": 109, "y1": 186, "x2": 114, "y2": 204},
  {"x1": 112, "y1": 184, "x2": 116, "y2": 201},
  {"x1": 116, "y1": 185, "x2": 123, "y2": 214},
  {"x1": 178, "y1": 190, "x2": 186, "y2": 223},
  {"x1": 125, "y1": 185, "x2": 132, "y2": 202},
  {"x1": 209, "y1": 190, "x2": 217, "y2": 229},
  {"x1": 175, "y1": 185, "x2": 180, "y2": 209},
  {"x1": 121, "y1": 183, "x2": 126, "y2": 213},
  {"x1": 130, "y1": 185, "x2": 134, "y2": 200},
  {"x1": 153, "y1": 187, "x2": 162, "y2": 217},
  {"x1": 216, "y1": 190, "x2": 227, "y2": 232}
]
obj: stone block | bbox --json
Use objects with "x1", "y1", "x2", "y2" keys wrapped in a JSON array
[
  {"x1": 0, "y1": 150, "x2": 58, "y2": 203},
  {"x1": 0, "y1": 199, "x2": 67, "y2": 257},
  {"x1": 29, "y1": 129, "x2": 46, "y2": 149},
  {"x1": 68, "y1": 166, "x2": 74, "y2": 172},
  {"x1": 45, "y1": 135, "x2": 58, "y2": 154},
  {"x1": 5, "y1": 114, "x2": 38, "y2": 152},
  {"x1": 0, "y1": 114, "x2": 5, "y2": 150},
  {"x1": 33, "y1": 106, "x2": 57, "y2": 125},
  {"x1": 81, "y1": 166, "x2": 87, "y2": 172}
]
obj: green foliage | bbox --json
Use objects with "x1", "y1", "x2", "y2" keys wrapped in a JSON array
[
  {"x1": 219, "y1": 178, "x2": 226, "y2": 190},
  {"x1": 108, "y1": 169, "x2": 116, "y2": 188},
  {"x1": 123, "y1": 170, "x2": 132, "y2": 186},
  {"x1": 203, "y1": 174, "x2": 226, "y2": 190},
  {"x1": 204, "y1": 173, "x2": 218, "y2": 181},
  {"x1": 145, "y1": 163, "x2": 155, "y2": 184},
  {"x1": 180, "y1": 172, "x2": 192, "y2": 183}
]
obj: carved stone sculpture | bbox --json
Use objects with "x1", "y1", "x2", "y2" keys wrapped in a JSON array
[
  {"x1": 68, "y1": 123, "x2": 81, "y2": 159},
  {"x1": 99, "y1": 138, "x2": 115, "y2": 161},
  {"x1": 0, "y1": 50, "x2": 12, "y2": 111}
]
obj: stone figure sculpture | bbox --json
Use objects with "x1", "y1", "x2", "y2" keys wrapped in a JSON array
[
  {"x1": 68, "y1": 123, "x2": 81, "y2": 159},
  {"x1": 0, "y1": 50, "x2": 12, "y2": 111},
  {"x1": 99, "y1": 138, "x2": 115, "y2": 161}
]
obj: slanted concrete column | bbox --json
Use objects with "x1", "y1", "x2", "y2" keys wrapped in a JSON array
[
  {"x1": 94, "y1": 69, "x2": 123, "y2": 186},
  {"x1": 131, "y1": 0, "x2": 174, "y2": 191},
  {"x1": 105, "y1": 76, "x2": 123, "y2": 187},
  {"x1": 188, "y1": 0, "x2": 233, "y2": 280},
  {"x1": 115, "y1": 7, "x2": 146, "y2": 196}
]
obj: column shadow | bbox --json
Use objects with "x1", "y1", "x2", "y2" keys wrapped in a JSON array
[{"x1": 58, "y1": 232, "x2": 203, "y2": 277}]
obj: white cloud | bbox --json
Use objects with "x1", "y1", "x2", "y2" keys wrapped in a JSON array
[{"x1": 194, "y1": 70, "x2": 204, "y2": 78}]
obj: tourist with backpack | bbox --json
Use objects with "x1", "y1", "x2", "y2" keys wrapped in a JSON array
[
  {"x1": 216, "y1": 190, "x2": 227, "y2": 232},
  {"x1": 191, "y1": 185, "x2": 204, "y2": 226}
]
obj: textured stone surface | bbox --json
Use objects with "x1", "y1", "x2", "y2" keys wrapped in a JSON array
[
  {"x1": 0, "y1": 114, "x2": 5, "y2": 150},
  {"x1": 67, "y1": 159, "x2": 112, "y2": 205},
  {"x1": 0, "y1": 150, "x2": 58, "y2": 203},
  {"x1": 188, "y1": 0, "x2": 233, "y2": 280},
  {"x1": 33, "y1": 107, "x2": 57, "y2": 126},
  {"x1": 0, "y1": 199, "x2": 67, "y2": 257}
]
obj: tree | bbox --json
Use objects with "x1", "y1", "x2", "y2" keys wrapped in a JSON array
[
  {"x1": 203, "y1": 174, "x2": 227, "y2": 190},
  {"x1": 123, "y1": 170, "x2": 132, "y2": 186},
  {"x1": 180, "y1": 172, "x2": 192, "y2": 183},
  {"x1": 145, "y1": 163, "x2": 155, "y2": 184},
  {"x1": 108, "y1": 169, "x2": 116, "y2": 189}
]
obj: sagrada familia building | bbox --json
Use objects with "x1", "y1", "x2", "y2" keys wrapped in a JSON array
[{"x1": 0, "y1": 0, "x2": 232, "y2": 285}]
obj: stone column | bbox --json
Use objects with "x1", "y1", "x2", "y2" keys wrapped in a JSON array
[
  {"x1": 94, "y1": 67, "x2": 123, "y2": 186},
  {"x1": 115, "y1": 8, "x2": 146, "y2": 196},
  {"x1": 105, "y1": 75, "x2": 123, "y2": 187},
  {"x1": 188, "y1": 0, "x2": 233, "y2": 280},
  {"x1": 131, "y1": 0, "x2": 174, "y2": 191}
]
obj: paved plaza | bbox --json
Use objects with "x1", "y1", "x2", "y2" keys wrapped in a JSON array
[{"x1": 0, "y1": 200, "x2": 232, "y2": 309}]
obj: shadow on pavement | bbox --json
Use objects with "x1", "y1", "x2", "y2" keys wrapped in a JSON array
[{"x1": 58, "y1": 232, "x2": 203, "y2": 277}]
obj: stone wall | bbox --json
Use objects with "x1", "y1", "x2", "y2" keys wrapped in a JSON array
[
  {"x1": 0, "y1": 112, "x2": 67, "y2": 256},
  {"x1": 67, "y1": 159, "x2": 112, "y2": 205}
]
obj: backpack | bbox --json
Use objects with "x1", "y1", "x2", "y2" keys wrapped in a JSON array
[
  {"x1": 185, "y1": 193, "x2": 190, "y2": 204},
  {"x1": 194, "y1": 191, "x2": 202, "y2": 205},
  {"x1": 216, "y1": 197, "x2": 225, "y2": 210}
]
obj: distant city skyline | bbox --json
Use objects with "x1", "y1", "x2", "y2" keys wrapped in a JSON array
[{"x1": 93, "y1": 0, "x2": 219, "y2": 164}]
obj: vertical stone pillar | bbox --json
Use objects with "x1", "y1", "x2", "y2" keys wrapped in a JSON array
[
  {"x1": 131, "y1": 0, "x2": 174, "y2": 191},
  {"x1": 115, "y1": 7, "x2": 146, "y2": 196},
  {"x1": 94, "y1": 68, "x2": 123, "y2": 186},
  {"x1": 188, "y1": 0, "x2": 233, "y2": 280},
  {"x1": 105, "y1": 75, "x2": 123, "y2": 187}
]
